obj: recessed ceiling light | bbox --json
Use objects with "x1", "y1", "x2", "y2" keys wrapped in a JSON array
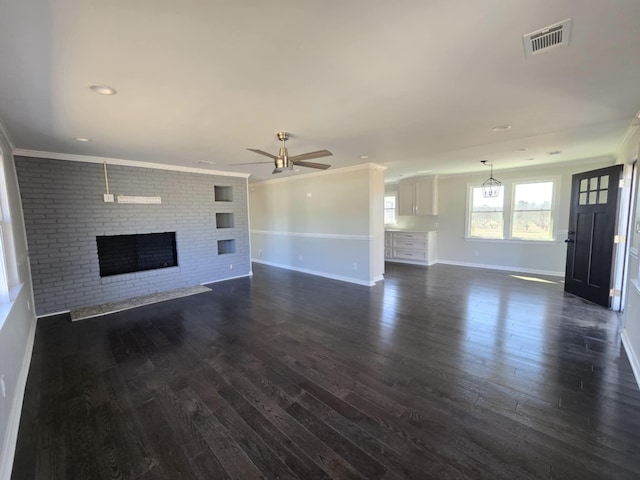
[
  {"x1": 492, "y1": 125, "x2": 512, "y2": 132},
  {"x1": 517, "y1": 147, "x2": 528, "y2": 152},
  {"x1": 294, "y1": 168, "x2": 301, "y2": 172},
  {"x1": 74, "y1": 137, "x2": 89, "y2": 142},
  {"x1": 547, "y1": 150, "x2": 562, "y2": 155},
  {"x1": 360, "y1": 155, "x2": 369, "y2": 159},
  {"x1": 417, "y1": 170, "x2": 433, "y2": 173},
  {"x1": 90, "y1": 85, "x2": 117, "y2": 95}
]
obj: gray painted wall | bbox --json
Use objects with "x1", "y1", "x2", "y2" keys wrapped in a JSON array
[
  {"x1": 386, "y1": 158, "x2": 614, "y2": 275},
  {"x1": 435, "y1": 159, "x2": 614, "y2": 275},
  {"x1": 0, "y1": 137, "x2": 36, "y2": 478},
  {"x1": 15, "y1": 157, "x2": 250, "y2": 316},
  {"x1": 250, "y1": 164, "x2": 385, "y2": 285}
]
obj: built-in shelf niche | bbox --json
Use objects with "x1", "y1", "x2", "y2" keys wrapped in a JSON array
[
  {"x1": 214, "y1": 186, "x2": 233, "y2": 202},
  {"x1": 217, "y1": 239, "x2": 236, "y2": 255},
  {"x1": 216, "y1": 212, "x2": 234, "y2": 229}
]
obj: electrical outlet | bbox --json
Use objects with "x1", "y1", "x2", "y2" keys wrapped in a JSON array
[
  {"x1": 299, "y1": 255, "x2": 303, "y2": 261},
  {"x1": 474, "y1": 250, "x2": 480, "y2": 257},
  {"x1": 258, "y1": 249, "x2": 262, "y2": 257},
  {"x1": 103, "y1": 193, "x2": 114, "y2": 203},
  {"x1": 353, "y1": 262, "x2": 358, "y2": 270},
  {"x1": 229, "y1": 264, "x2": 233, "y2": 270}
]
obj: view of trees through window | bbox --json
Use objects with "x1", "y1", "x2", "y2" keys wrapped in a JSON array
[
  {"x1": 512, "y1": 182, "x2": 553, "y2": 240},
  {"x1": 470, "y1": 187, "x2": 504, "y2": 238},
  {"x1": 469, "y1": 180, "x2": 554, "y2": 240},
  {"x1": 384, "y1": 194, "x2": 397, "y2": 224}
]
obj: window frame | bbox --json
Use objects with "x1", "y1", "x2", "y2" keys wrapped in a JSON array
[
  {"x1": 466, "y1": 176, "x2": 560, "y2": 242},
  {"x1": 0, "y1": 146, "x2": 17, "y2": 305},
  {"x1": 467, "y1": 185, "x2": 505, "y2": 239},
  {"x1": 384, "y1": 193, "x2": 398, "y2": 225}
]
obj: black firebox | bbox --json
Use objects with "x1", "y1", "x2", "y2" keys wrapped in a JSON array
[{"x1": 96, "y1": 232, "x2": 178, "y2": 277}]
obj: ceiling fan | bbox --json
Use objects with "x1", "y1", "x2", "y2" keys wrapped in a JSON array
[{"x1": 234, "y1": 132, "x2": 332, "y2": 174}]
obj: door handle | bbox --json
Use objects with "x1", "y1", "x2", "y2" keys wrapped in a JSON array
[{"x1": 564, "y1": 239, "x2": 575, "y2": 243}]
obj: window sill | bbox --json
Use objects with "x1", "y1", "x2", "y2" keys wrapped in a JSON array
[
  {"x1": 465, "y1": 237, "x2": 559, "y2": 245},
  {"x1": 0, "y1": 283, "x2": 24, "y2": 331}
]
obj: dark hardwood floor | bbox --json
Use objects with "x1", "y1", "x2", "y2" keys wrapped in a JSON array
[{"x1": 11, "y1": 262, "x2": 640, "y2": 479}]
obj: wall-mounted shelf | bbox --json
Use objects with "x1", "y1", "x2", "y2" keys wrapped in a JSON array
[
  {"x1": 214, "y1": 186, "x2": 233, "y2": 202},
  {"x1": 216, "y1": 212, "x2": 234, "y2": 229},
  {"x1": 217, "y1": 239, "x2": 236, "y2": 255}
]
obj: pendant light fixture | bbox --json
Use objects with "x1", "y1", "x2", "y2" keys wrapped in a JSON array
[{"x1": 481, "y1": 160, "x2": 502, "y2": 198}]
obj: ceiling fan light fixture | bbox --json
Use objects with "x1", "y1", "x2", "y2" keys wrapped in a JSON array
[
  {"x1": 243, "y1": 131, "x2": 332, "y2": 174},
  {"x1": 481, "y1": 160, "x2": 502, "y2": 198}
]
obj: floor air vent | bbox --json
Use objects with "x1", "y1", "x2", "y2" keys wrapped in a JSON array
[{"x1": 523, "y1": 18, "x2": 572, "y2": 57}]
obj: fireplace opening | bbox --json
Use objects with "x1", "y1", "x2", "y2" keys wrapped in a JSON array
[{"x1": 96, "y1": 232, "x2": 178, "y2": 277}]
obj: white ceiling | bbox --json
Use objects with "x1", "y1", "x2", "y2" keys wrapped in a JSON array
[{"x1": 1, "y1": 0, "x2": 639, "y2": 183}]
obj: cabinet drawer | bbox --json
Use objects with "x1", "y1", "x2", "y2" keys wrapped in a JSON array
[
  {"x1": 385, "y1": 248, "x2": 393, "y2": 258},
  {"x1": 393, "y1": 249, "x2": 427, "y2": 261},
  {"x1": 385, "y1": 233, "x2": 393, "y2": 246},
  {"x1": 394, "y1": 232, "x2": 427, "y2": 241},
  {"x1": 393, "y1": 239, "x2": 426, "y2": 250}
]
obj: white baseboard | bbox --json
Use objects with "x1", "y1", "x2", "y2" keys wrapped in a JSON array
[
  {"x1": 201, "y1": 272, "x2": 253, "y2": 286},
  {"x1": 0, "y1": 313, "x2": 37, "y2": 480},
  {"x1": 385, "y1": 258, "x2": 437, "y2": 267},
  {"x1": 36, "y1": 309, "x2": 70, "y2": 320},
  {"x1": 436, "y1": 259, "x2": 564, "y2": 277},
  {"x1": 621, "y1": 329, "x2": 640, "y2": 390},
  {"x1": 252, "y1": 259, "x2": 375, "y2": 286}
]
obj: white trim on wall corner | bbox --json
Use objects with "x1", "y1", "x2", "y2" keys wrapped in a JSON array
[
  {"x1": 621, "y1": 329, "x2": 640, "y2": 390},
  {"x1": 0, "y1": 313, "x2": 36, "y2": 480},
  {"x1": 12, "y1": 149, "x2": 250, "y2": 179},
  {"x1": 437, "y1": 259, "x2": 564, "y2": 277},
  {"x1": 252, "y1": 258, "x2": 376, "y2": 286},
  {"x1": 251, "y1": 162, "x2": 386, "y2": 186},
  {"x1": 251, "y1": 230, "x2": 372, "y2": 241},
  {"x1": 0, "y1": 119, "x2": 15, "y2": 152}
]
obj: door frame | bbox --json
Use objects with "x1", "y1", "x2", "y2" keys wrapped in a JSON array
[{"x1": 615, "y1": 160, "x2": 638, "y2": 312}]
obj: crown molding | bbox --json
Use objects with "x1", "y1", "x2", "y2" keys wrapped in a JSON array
[
  {"x1": 0, "y1": 118, "x2": 16, "y2": 152},
  {"x1": 12, "y1": 149, "x2": 251, "y2": 178},
  {"x1": 251, "y1": 162, "x2": 386, "y2": 186},
  {"x1": 617, "y1": 123, "x2": 640, "y2": 161}
]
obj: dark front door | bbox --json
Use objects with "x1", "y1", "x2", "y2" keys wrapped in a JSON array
[{"x1": 564, "y1": 165, "x2": 623, "y2": 307}]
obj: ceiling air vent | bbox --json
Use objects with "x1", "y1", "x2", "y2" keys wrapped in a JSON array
[{"x1": 523, "y1": 18, "x2": 572, "y2": 57}]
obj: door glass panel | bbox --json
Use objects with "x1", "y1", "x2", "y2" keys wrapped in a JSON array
[
  {"x1": 580, "y1": 179, "x2": 588, "y2": 192},
  {"x1": 579, "y1": 192, "x2": 588, "y2": 205},
  {"x1": 590, "y1": 177, "x2": 598, "y2": 190},
  {"x1": 598, "y1": 190, "x2": 608, "y2": 204},
  {"x1": 589, "y1": 191, "x2": 597, "y2": 204},
  {"x1": 600, "y1": 175, "x2": 609, "y2": 189}
]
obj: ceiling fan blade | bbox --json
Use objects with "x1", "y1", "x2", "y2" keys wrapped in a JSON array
[
  {"x1": 229, "y1": 161, "x2": 273, "y2": 166},
  {"x1": 247, "y1": 148, "x2": 278, "y2": 159},
  {"x1": 293, "y1": 160, "x2": 331, "y2": 170},
  {"x1": 289, "y1": 150, "x2": 333, "y2": 162}
]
